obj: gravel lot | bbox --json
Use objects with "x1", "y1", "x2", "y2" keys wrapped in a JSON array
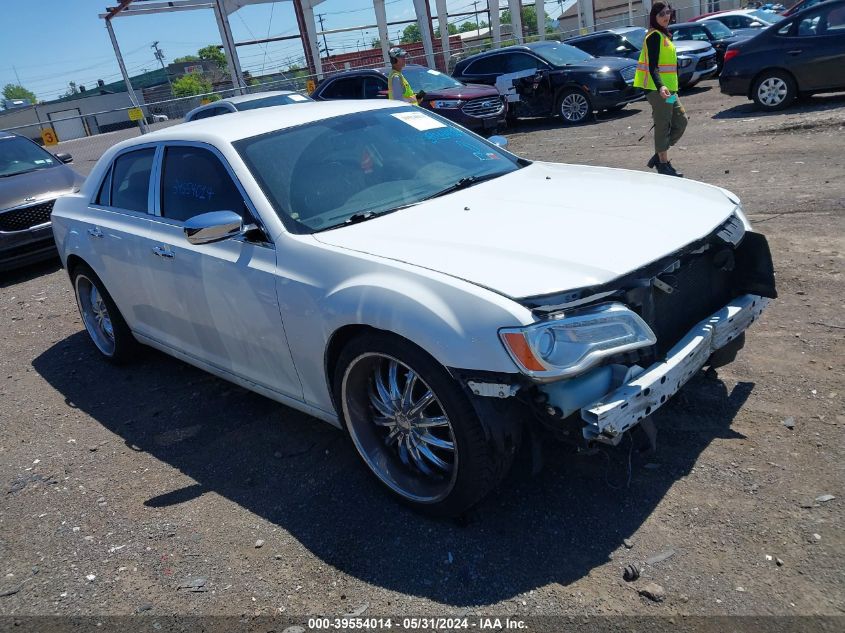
[{"x1": 1, "y1": 81, "x2": 843, "y2": 623}]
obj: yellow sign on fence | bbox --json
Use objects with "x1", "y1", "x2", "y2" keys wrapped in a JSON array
[
  {"x1": 41, "y1": 127, "x2": 58, "y2": 146},
  {"x1": 128, "y1": 107, "x2": 144, "y2": 121},
  {"x1": 306, "y1": 79, "x2": 316, "y2": 94}
]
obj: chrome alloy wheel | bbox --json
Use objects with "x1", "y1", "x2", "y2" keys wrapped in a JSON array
[
  {"x1": 559, "y1": 92, "x2": 590, "y2": 122},
  {"x1": 75, "y1": 274, "x2": 115, "y2": 356},
  {"x1": 342, "y1": 353, "x2": 458, "y2": 503},
  {"x1": 757, "y1": 77, "x2": 788, "y2": 107}
]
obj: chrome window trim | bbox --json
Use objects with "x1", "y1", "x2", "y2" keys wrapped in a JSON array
[{"x1": 153, "y1": 140, "x2": 275, "y2": 249}]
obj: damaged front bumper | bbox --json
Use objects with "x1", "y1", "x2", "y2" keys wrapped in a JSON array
[{"x1": 580, "y1": 293, "x2": 769, "y2": 443}]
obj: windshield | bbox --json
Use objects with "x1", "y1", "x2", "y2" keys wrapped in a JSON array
[
  {"x1": 0, "y1": 136, "x2": 59, "y2": 178},
  {"x1": 236, "y1": 93, "x2": 312, "y2": 110},
  {"x1": 401, "y1": 67, "x2": 463, "y2": 92},
  {"x1": 702, "y1": 20, "x2": 733, "y2": 38},
  {"x1": 621, "y1": 28, "x2": 647, "y2": 49},
  {"x1": 531, "y1": 42, "x2": 593, "y2": 66},
  {"x1": 750, "y1": 9, "x2": 783, "y2": 23},
  {"x1": 236, "y1": 107, "x2": 522, "y2": 233}
]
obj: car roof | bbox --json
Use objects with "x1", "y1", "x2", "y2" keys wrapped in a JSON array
[
  {"x1": 216, "y1": 90, "x2": 300, "y2": 105},
  {"x1": 116, "y1": 100, "x2": 408, "y2": 149},
  {"x1": 0, "y1": 130, "x2": 16, "y2": 140},
  {"x1": 321, "y1": 63, "x2": 436, "y2": 79}
]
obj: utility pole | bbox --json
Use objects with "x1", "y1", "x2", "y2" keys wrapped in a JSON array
[
  {"x1": 473, "y1": 1, "x2": 480, "y2": 30},
  {"x1": 151, "y1": 41, "x2": 173, "y2": 92},
  {"x1": 315, "y1": 13, "x2": 330, "y2": 56}
]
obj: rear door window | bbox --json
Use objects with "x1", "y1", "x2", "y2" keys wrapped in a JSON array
[{"x1": 110, "y1": 148, "x2": 154, "y2": 213}]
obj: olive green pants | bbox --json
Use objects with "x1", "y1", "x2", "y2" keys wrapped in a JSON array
[{"x1": 646, "y1": 90, "x2": 688, "y2": 154}]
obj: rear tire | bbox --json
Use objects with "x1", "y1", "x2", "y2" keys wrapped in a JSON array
[
  {"x1": 752, "y1": 71, "x2": 796, "y2": 111},
  {"x1": 334, "y1": 333, "x2": 513, "y2": 517},
  {"x1": 71, "y1": 263, "x2": 138, "y2": 364}
]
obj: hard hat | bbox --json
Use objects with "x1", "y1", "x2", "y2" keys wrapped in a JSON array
[{"x1": 389, "y1": 47, "x2": 408, "y2": 61}]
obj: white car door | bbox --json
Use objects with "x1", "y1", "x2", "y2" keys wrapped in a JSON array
[
  {"x1": 138, "y1": 142, "x2": 303, "y2": 400},
  {"x1": 85, "y1": 146, "x2": 157, "y2": 332}
]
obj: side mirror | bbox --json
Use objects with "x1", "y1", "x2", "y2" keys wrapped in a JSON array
[
  {"x1": 184, "y1": 210, "x2": 243, "y2": 245},
  {"x1": 488, "y1": 135, "x2": 508, "y2": 148},
  {"x1": 750, "y1": 22, "x2": 763, "y2": 27},
  {"x1": 55, "y1": 153, "x2": 73, "y2": 164}
]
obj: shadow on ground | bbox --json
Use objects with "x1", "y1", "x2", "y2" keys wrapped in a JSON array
[
  {"x1": 1, "y1": 256, "x2": 62, "y2": 288},
  {"x1": 508, "y1": 106, "x2": 643, "y2": 135},
  {"x1": 33, "y1": 332, "x2": 752, "y2": 606},
  {"x1": 713, "y1": 92, "x2": 845, "y2": 119}
]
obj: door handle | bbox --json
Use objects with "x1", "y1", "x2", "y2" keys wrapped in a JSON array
[
  {"x1": 152, "y1": 246, "x2": 175, "y2": 259},
  {"x1": 787, "y1": 49, "x2": 803, "y2": 55},
  {"x1": 87, "y1": 227, "x2": 104, "y2": 238}
]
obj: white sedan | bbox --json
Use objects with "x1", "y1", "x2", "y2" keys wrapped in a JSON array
[{"x1": 51, "y1": 101, "x2": 776, "y2": 516}]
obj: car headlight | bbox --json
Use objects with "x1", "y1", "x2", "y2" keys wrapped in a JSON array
[
  {"x1": 589, "y1": 66, "x2": 612, "y2": 78},
  {"x1": 500, "y1": 302, "x2": 656, "y2": 379},
  {"x1": 430, "y1": 99, "x2": 462, "y2": 109},
  {"x1": 678, "y1": 57, "x2": 693, "y2": 68}
]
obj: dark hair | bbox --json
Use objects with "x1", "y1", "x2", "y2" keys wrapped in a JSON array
[{"x1": 649, "y1": 2, "x2": 673, "y2": 37}]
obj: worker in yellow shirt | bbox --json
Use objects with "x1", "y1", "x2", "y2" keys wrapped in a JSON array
[{"x1": 387, "y1": 47, "x2": 419, "y2": 105}]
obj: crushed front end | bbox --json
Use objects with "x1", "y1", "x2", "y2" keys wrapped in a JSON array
[{"x1": 497, "y1": 212, "x2": 777, "y2": 446}]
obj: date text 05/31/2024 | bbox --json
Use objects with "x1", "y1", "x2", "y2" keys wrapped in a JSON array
[{"x1": 306, "y1": 617, "x2": 527, "y2": 630}]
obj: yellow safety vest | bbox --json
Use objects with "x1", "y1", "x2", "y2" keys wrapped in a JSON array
[
  {"x1": 633, "y1": 30, "x2": 679, "y2": 93},
  {"x1": 388, "y1": 69, "x2": 418, "y2": 104}
]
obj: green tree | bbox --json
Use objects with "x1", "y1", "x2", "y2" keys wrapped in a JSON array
[
  {"x1": 173, "y1": 54, "x2": 200, "y2": 63},
  {"x1": 172, "y1": 72, "x2": 213, "y2": 98},
  {"x1": 2, "y1": 83, "x2": 37, "y2": 104},
  {"x1": 501, "y1": 7, "x2": 553, "y2": 36},
  {"x1": 198, "y1": 44, "x2": 227, "y2": 70},
  {"x1": 434, "y1": 23, "x2": 458, "y2": 38},
  {"x1": 458, "y1": 20, "x2": 488, "y2": 33},
  {"x1": 400, "y1": 23, "x2": 421, "y2": 43}
]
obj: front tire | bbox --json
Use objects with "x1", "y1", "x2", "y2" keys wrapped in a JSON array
[
  {"x1": 71, "y1": 263, "x2": 137, "y2": 363},
  {"x1": 557, "y1": 89, "x2": 592, "y2": 125},
  {"x1": 335, "y1": 333, "x2": 512, "y2": 516},
  {"x1": 752, "y1": 71, "x2": 796, "y2": 111}
]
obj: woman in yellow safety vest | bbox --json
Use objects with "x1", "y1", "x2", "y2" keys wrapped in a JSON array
[
  {"x1": 633, "y1": 3, "x2": 688, "y2": 177},
  {"x1": 387, "y1": 47, "x2": 419, "y2": 105}
]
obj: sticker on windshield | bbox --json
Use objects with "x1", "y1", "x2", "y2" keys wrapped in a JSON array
[
  {"x1": 426, "y1": 69, "x2": 442, "y2": 76},
  {"x1": 391, "y1": 111, "x2": 445, "y2": 131},
  {"x1": 288, "y1": 94, "x2": 307, "y2": 101}
]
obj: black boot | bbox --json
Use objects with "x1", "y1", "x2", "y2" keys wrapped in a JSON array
[
  {"x1": 647, "y1": 153, "x2": 659, "y2": 169},
  {"x1": 657, "y1": 161, "x2": 683, "y2": 178}
]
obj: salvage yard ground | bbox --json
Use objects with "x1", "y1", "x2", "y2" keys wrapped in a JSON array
[{"x1": 1, "y1": 80, "x2": 843, "y2": 619}]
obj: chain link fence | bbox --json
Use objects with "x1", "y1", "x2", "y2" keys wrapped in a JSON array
[{"x1": 0, "y1": 0, "x2": 748, "y2": 176}]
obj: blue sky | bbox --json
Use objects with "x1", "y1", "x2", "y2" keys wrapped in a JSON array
[{"x1": 1, "y1": 1, "x2": 566, "y2": 102}]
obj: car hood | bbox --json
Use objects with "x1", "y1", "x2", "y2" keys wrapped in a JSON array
[
  {"x1": 0, "y1": 164, "x2": 82, "y2": 210},
  {"x1": 314, "y1": 162, "x2": 738, "y2": 299},
  {"x1": 420, "y1": 83, "x2": 500, "y2": 100},
  {"x1": 674, "y1": 40, "x2": 714, "y2": 55}
]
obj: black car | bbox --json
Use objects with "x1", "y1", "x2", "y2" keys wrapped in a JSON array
[
  {"x1": 669, "y1": 20, "x2": 754, "y2": 72},
  {"x1": 0, "y1": 131, "x2": 83, "y2": 271},
  {"x1": 566, "y1": 27, "x2": 719, "y2": 89},
  {"x1": 451, "y1": 41, "x2": 641, "y2": 124},
  {"x1": 720, "y1": 0, "x2": 845, "y2": 110},
  {"x1": 311, "y1": 65, "x2": 506, "y2": 133}
]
